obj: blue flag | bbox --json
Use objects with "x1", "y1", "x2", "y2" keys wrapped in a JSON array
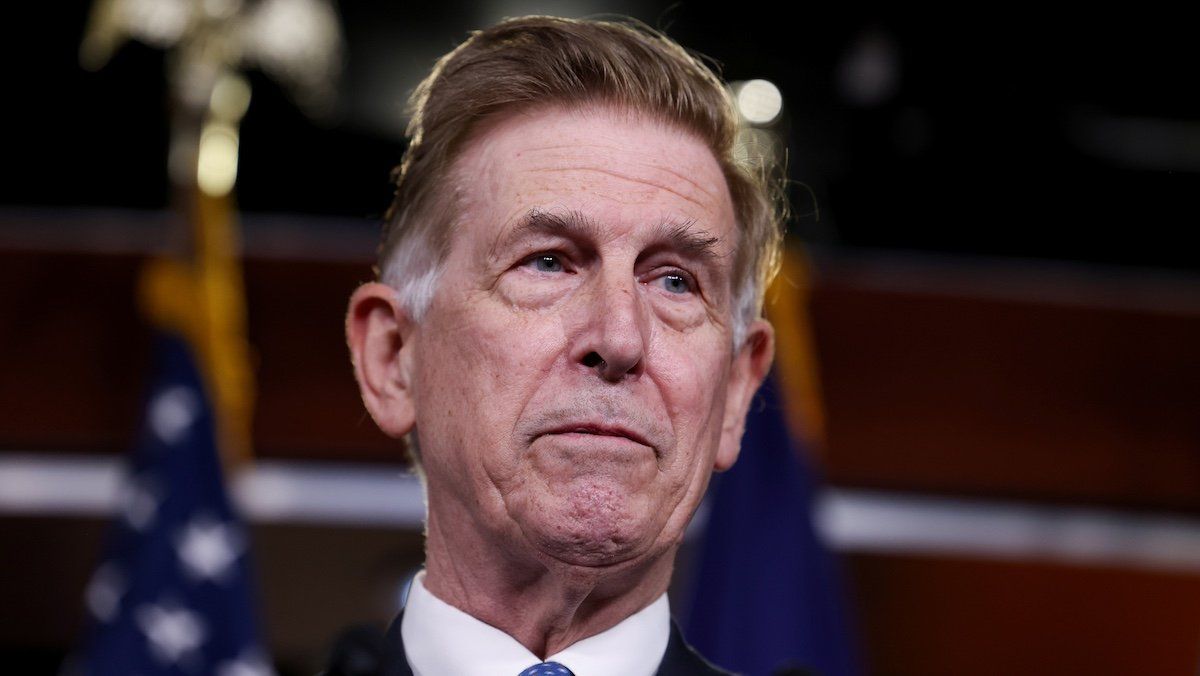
[
  {"x1": 685, "y1": 374, "x2": 860, "y2": 676},
  {"x1": 74, "y1": 333, "x2": 273, "y2": 676}
]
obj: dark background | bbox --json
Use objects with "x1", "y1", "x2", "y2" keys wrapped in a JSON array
[{"x1": 7, "y1": 2, "x2": 1198, "y2": 270}]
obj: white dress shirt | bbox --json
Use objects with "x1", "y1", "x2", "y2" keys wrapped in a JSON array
[{"x1": 401, "y1": 571, "x2": 671, "y2": 676}]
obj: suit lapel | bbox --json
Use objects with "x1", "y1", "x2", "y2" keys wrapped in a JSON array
[
  {"x1": 655, "y1": 620, "x2": 735, "y2": 676},
  {"x1": 382, "y1": 611, "x2": 414, "y2": 676}
]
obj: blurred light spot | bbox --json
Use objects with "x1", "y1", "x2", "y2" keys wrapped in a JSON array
[
  {"x1": 215, "y1": 648, "x2": 275, "y2": 676},
  {"x1": 248, "y1": 0, "x2": 333, "y2": 65},
  {"x1": 86, "y1": 564, "x2": 125, "y2": 622},
  {"x1": 735, "y1": 79, "x2": 783, "y2": 125},
  {"x1": 210, "y1": 73, "x2": 252, "y2": 121},
  {"x1": 243, "y1": 0, "x2": 344, "y2": 115},
  {"x1": 836, "y1": 28, "x2": 900, "y2": 107},
  {"x1": 150, "y1": 386, "x2": 199, "y2": 444},
  {"x1": 175, "y1": 515, "x2": 244, "y2": 581},
  {"x1": 135, "y1": 601, "x2": 207, "y2": 665},
  {"x1": 197, "y1": 123, "x2": 240, "y2": 196},
  {"x1": 120, "y1": 0, "x2": 192, "y2": 48},
  {"x1": 120, "y1": 476, "x2": 159, "y2": 531}
]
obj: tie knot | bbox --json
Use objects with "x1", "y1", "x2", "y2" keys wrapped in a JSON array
[{"x1": 519, "y1": 661, "x2": 574, "y2": 676}]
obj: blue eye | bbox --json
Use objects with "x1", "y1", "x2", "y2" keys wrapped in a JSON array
[
  {"x1": 530, "y1": 255, "x2": 563, "y2": 273},
  {"x1": 660, "y1": 273, "x2": 692, "y2": 294}
]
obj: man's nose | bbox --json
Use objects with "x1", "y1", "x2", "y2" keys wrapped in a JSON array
[{"x1": 574, "y1": 274, "x2": 648, "y2": 382}]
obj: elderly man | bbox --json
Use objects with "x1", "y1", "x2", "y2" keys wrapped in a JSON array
[{"x1": 345, "y1": 15, "x2": 782, "y2": 676}]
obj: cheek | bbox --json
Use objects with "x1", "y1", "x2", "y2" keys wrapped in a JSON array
[
  {"x1": 412, "y1": 295, "x2": 571, "y2": 470},
  {"x1": 419, "y1": 312, "x2": 501, "y2": 411},
  {"x1": 651, "y1": 331, "x2": 731, "y2": 467}
]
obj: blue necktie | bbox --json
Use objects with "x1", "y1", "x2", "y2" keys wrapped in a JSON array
[{"x1": 518, "y1": 661, "x2": 575, "y2": 676}]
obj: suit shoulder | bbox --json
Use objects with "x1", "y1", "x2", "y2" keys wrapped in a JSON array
[{"x1": 657, "y1": 621, "x2": 737, "y2": 676}]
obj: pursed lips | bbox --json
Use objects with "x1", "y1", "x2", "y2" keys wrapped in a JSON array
[{"x1": 542, "y1": 423, "x2": 655, "y2": 453}]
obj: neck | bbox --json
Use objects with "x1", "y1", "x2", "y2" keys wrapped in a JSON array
[{"x1": 421, "y1": 503, "x2": 676, "y2": 658}]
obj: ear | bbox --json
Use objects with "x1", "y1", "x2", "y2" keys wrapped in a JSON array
[
  {"x1": 713, "y1": 319, "x2": 774, "y2": 471},
  {"x1": 346, "y1": 282, "x2": 417, "y2": 439}
]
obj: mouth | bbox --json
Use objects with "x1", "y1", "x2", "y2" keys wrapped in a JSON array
[{"x1": 543, "y1": 423, "x2": 654, "y2": 451}]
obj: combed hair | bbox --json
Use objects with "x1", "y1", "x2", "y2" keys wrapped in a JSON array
[{"x1": 379, "y1": 15, "x2": 784, "y2": 345}]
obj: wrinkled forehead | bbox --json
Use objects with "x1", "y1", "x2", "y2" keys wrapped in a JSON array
[{"x1": 448, "y1": 103, "x2": 738, "y2": 256}]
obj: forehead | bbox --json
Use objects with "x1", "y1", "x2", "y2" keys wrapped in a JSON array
[{"x1": 450, "y1": 105, "x2": 737, "y2": 250}]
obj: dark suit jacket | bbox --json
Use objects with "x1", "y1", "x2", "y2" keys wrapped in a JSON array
[{"x1": 354, "y1": 611, "x2": 733, "y2": 676}]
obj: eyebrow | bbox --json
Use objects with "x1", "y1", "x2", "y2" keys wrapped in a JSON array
[
  {"x1": 501, "y1": 209, "x2": 603, "y2": 248},
  {"x1": 659, "y1": 219, "x2": 722, "y2": 262},
  {"x1": 497, "y1": 208, "x2": 723, "y2": 261}
]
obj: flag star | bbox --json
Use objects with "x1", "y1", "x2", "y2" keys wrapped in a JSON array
[
  {"x1": 85, "y1": 563, "x2": 125, "y2": 622},
  {"x1": 150, "y1": 385, "x2": 200, "y2": 445},
  {"x1": 135, "y1": 601, "x2": 207, "y2": 665},
  {"x1": 217, "y1": 648, "x2": 277, "y2": 676},
  {"x1": 176, "y1": 515, "x2": 243, "y2": 582},
  {"x1": 120, "y1": 477, "x2": 160, "y2": 531}
]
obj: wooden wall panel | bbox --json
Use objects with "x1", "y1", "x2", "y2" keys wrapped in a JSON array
[
  {"x1": 241, "y1": 258, "x2": 397, "y2": 461},
  {"x1": 811, "y1": 266, "x2": 1200, "y2": 512},
  {"x1": 0, "y1": 251, "x2": 149, "y2": 453},
  {"x1": 0, "y1": 249, "x2": 397, "y2": 461},
  {"x1": 846, "y1": 552, "x2": 1200, "y2": 676}
]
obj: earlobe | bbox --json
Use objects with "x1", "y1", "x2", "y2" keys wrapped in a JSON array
[
  {"x1": 346, "y1": 282, "x2": 418, "y2": 439},
  {"x1": 713, "y1": 320, "x2": 775, "y2": 471}
]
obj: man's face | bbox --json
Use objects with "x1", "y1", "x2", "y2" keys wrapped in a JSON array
[{"x1": 382, "y1": 105, "x2": 770, "y2": 570}]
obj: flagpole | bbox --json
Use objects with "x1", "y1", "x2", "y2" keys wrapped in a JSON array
[
  {"x1": 72, "y1": 4, "x2": 343, "y2": 672},
  {"x1": 81, "y1": 0, "x2": 343, "y2": 473}
]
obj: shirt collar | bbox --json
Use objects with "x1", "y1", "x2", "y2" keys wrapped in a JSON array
[{"x1": 400, "y1": 571, "x2": 670, "y2": 676}]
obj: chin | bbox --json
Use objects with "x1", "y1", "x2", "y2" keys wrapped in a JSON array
[{"x1": 523, "y1": 478, "x2": 668, "y2": 568}]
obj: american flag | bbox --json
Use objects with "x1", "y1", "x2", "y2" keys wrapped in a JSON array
[
  {"x1": 684, "y1": 372, "x2": 861, "y2": 676},
  {"x1": 72, "y1": 332, "x2": 273, "y2": 676}
]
